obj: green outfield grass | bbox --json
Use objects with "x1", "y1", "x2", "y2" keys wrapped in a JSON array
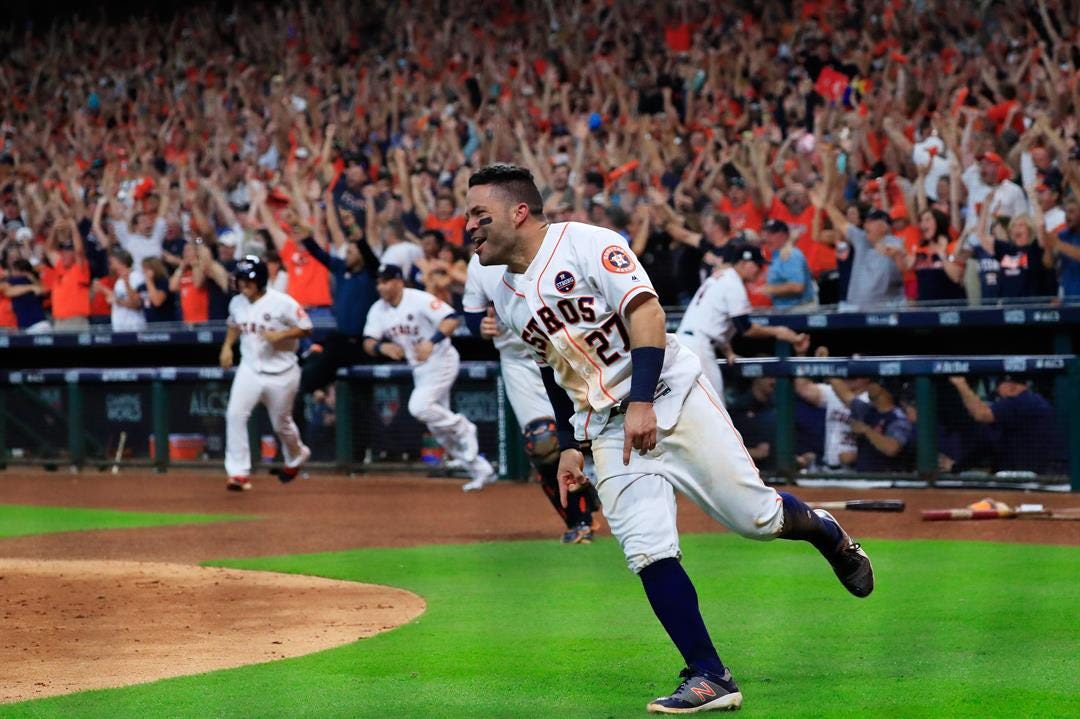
[
  {"x1": 2, "y1": 534, "x2": 1077, "y2": 719},
  {"x1": 0, "y1": 504, "x2": 252, "y2": 537}
]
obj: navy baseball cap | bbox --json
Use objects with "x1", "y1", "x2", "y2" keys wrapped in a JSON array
[
  {"x1": 1037, "y1": 167, "x2": 1063, "y2": 193},
  {"x1": 866, "y1": 208, "x2": 892, "y2": 223},
  {"x1": 377, "y1": 264, "x2": 404, "y2": 281},
  {"x1": 728, "y1": 243, "x2": 766, "y2": 266},
  {"x1": 762, "y1": 219, "x2": 789, "y2": 234}
]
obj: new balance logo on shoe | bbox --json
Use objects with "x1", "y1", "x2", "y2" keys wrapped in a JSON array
[{"x1": 689, "y1": 682, "x2": 718, "y2": 702}]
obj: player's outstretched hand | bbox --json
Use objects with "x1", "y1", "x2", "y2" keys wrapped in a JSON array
[
  {"x1": 623, "y1": 401, "x2": 658, "y2": 465},
  {"x1": 219, "y1": 346, "x2": 234, "y2": 369},
  {"x1": 413, "y1": 339, "x2": 434, "y2": 362},
  {"x1": 480, "y1": 307, "x2": 500, "y2": 339},
  {"x1": 556, "y1": 448, "x2": 587, "y2": 508}
]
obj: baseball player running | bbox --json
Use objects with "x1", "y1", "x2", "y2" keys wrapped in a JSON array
[
  {"x1": 464, "y1": 254, "x2": 601, "y2": 542},
  {"x1": 676, "y1": 243, "x2": 809, "y2": 397},
  {"x1": 467, "y1": 164, "x2": 873, "y2": 714},
  {"x1": 363, "y1": 264, "x2": 496, "y2": 490},
  {"x1": 220, "y1": 255, "x2": 313, "y2": 491}
]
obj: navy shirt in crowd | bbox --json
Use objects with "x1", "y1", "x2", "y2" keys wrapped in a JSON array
[
  {"x1": 974, "y1": 240, "x2": 1056, "y2": 302},
  {"x1": 6, "y1": 276, "x2": 47, "y2": 328},
  {"x1": 137, "y1": 276, "x2": 178, "y2": 323},
  {"x1": 849, "y1": 398, "x2": 913, "y2": 473},
  {"x1": 912, "y1": 243, "x2": 964, "y2": 302},
  {"x1": 995, "y1": 241, "x2": 1055, "y2": 298},
  {"x1": 795, "y1": 398, "x2": 826, "y2": 460},
  {"x1": 990, "y1": 389, "x2": 1066, "y2": 473},
  {"x1": 301, "y1": 237, "x2": 379, "y2": 337},
  {"x1": 1056, "y1": 228, "x2": 1080, "y2": 297}
]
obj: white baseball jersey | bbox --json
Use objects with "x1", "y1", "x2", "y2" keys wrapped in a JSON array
[
  {"x1": 812, "y1": 385, "x2": 869, "y2": 467},
  {"x1": 464, "y1": 254, "x2": 555, "y2": 425},
  {"x1": 492, "y1": 222, "x2": 701, "y2": 441},
  {"x1": 676, "y1": 266, "x2": 750, "y2": 349},
  {"x1": 463, "y1": 254, "x2": 531, "y2": 354},
  {"x1": 364, "y1": 287, "x2": 456, "y2": 367},
  {"x1": 227, "y1": 288, "x2": 313, "y2": 373}
]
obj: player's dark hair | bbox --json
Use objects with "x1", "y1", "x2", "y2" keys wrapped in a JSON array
[{"x1": 468, "y1": 163, "x2": 544, "y2": 218}]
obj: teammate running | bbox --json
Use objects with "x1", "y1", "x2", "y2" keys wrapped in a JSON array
[
  {"x1": 676, "y1": 242, "x2": 809, "y2": 397},
  {"x1": 467, "y1": 164, "x2": 873, "y2": 714},
  {"x1": 220, "y1": 255, "x2": 312, "y2": 491},
  {"x1": 363, "y1": 264, "x2": 496, "y2": 491}
]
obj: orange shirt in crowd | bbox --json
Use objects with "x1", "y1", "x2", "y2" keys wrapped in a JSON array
[
  {"x1": 178, "y1": 270, "x2": 209, "y2": 323},
  {"x1": 768, "y1": 197, "x2": 837, "y2": 276},
  {"x1": 986, "y1": 100, "x2": 1025, "y2": 135},
  {"x1": 424, "y1": 213, "x2": 467, "y2": 247},
  {"x1": 281, "y1": 238, "x2": 332, "y2": 307},
  {"x1": 90, "y1": 274, "x2": 114, "y2": 319},
  {"x1": 51, "y1": 259, "x2": 91, "y2": 320},
  {"x1": 894, "y1": 223, "x2": 923, "y2": 300},
  {"x1": 38, "y1": 264, "x2": 58, "y2": 313},
  {"x1": 746, "y1": 245, "x2": 773, "y2": 308},
  {"x1": 716, "y1": 196, "x2": 764, "y2": 233}
]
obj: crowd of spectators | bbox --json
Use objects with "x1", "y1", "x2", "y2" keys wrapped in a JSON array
[{"x1": 1, "y1": 0, "x2": 1079, "y2": 335}]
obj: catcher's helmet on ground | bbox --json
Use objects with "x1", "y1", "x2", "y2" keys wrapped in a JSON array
[{"x1": 234, "y1": 254, "x2": 268, "y2": 289}]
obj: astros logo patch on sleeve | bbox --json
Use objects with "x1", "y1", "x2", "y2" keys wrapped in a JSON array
[{"x1": 602, "y1": 245, "x2": 636, "y2": 274}]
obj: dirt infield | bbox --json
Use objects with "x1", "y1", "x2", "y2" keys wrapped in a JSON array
[{"x1": 1, "y1": 468, "x2": 1077, "y2": 702}]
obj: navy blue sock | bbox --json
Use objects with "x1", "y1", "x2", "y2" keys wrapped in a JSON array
[
  {"x1": 776, "y1": 491, "x2": 845, "y2": 555},
  {"x1": 639, "y1": 558, "x2": 725, "y2": 677}
]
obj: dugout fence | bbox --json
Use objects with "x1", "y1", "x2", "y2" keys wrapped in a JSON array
[{"x1": 0, "y1": 357, "x2": 1076, "y2": 492}]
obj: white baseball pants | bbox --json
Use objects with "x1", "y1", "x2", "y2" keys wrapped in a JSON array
[
  {"x1": 590, "y1": 378, "x2": 784, "y2": 573},
  {"x1": 225, "y1": 363, "x2": 306, "y2": 478},
  {"x1": 409, "y1": 350, "x2": 478, "y2": 461},
  {"x1": 500, "y1": 351, "x2": 554, "y2": 426}
]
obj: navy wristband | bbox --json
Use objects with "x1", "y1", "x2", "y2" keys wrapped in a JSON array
[
  {"x1": 627, "y1": 346, "x2": 665, "y2": 404},
  {"x1": 556, "y1": 430, "x2": 580, "y2": 452},
  {"x1": 430, "y1": 331, "x2": 447, "y2": 343}
]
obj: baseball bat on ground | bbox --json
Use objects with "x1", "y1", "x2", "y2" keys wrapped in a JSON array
[
  {"x1": 808, "y1": 499, "x2": 906, "y2": 512},
  {"x1": 922, "y1": 505, "x2": 1080, "y2": 521},
  {"x1": 111, "y1": 432, "x2": 127, "y2": 474}
]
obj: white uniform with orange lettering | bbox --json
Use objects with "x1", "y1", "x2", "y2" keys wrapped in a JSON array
[
  {"x1": 463, "y1": 255, "x2": 553, "y2": 428},
  {"x1": 225, "y1": 288, "x2": 313, "y2": 478},
  {"x1": 364, "y1": 287, "x2": 494, "y2": 481},
  {"x1": 491, "y1": 222, "x2": 784, "y2": 572},
  {"x1": 675, "y1": 267, "x2": 750, "y2": 397}
]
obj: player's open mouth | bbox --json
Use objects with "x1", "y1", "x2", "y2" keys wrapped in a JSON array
[{"x1": 474, "y1": 235, "x2": 486, "y2": 253}]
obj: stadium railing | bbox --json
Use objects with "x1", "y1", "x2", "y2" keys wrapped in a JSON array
[
  {"x1": 1, "y1": 299, "x2": 1077, "y2": 349},
  {"x1": 0, "y1": 356, "x2": 1076, "y2": 492}
]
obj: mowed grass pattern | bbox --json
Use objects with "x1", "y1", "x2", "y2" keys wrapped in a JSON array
[
  {"x1": 0, "y1": 504, "x2": 252, "y2": 537},
  {"x1": 2, "y1": 534, "x2": 1078, "y2": 718}
]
